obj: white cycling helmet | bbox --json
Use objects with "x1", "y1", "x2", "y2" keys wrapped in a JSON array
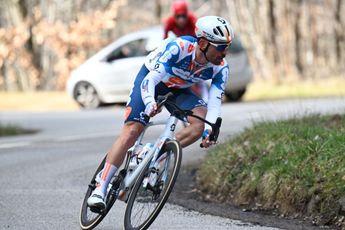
[{"x1": 195, "y1": 16, "x2": 234, "y2": 44}]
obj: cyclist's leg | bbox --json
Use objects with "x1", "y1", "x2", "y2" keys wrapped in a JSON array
[
  {"x1": 88, "y1": 65, "x2": 149, "y2": 207},
  {"x1": 106, "y1": 64, "x2": 150, "y2": 168},
  {"x1": 174, "y1": 90, "x2": 207, "y2": 147}
]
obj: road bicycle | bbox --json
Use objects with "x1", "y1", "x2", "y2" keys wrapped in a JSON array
[{"x1": 79, "y1": 92, "x2": 222, "y2": 230}]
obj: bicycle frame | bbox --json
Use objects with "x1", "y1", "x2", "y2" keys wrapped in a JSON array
[{"x1": 122, "y1": 115, "x2": 179, "y2": 192}]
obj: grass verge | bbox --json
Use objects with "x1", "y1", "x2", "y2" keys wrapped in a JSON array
[
  {"x1": 198, "y1": 114, "x2": 345, "y2": 227},
  {"x1": 0, "y1": 124, "x2": 36, "y2": 137}
]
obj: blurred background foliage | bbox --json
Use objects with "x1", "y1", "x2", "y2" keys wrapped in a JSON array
[{"x1": 0, "y1": 0, "x2": 344, "y2": 91}]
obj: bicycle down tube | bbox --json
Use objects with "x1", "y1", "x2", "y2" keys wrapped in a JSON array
[{"x1": 123, "y1": 115, "x2": 179, "y2": 189}]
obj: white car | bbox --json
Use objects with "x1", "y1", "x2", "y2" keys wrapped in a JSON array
[{"x1": 67, "y1": 26, "x2": 253, "y2": 109}]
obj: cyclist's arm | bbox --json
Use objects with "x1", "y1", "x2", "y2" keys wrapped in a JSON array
[
  {"x1": 204, "y1": 66, "x2": 229, "y2": 131},
  {"x1": 141, "y1": 42, "x2": 180, "y2": 106},
  {"x1": 200, "y1": 81, "x2": 209, "y2": 103},
  {"x1": 140, "y1": 64, "x2": 166, "y2": 106}
]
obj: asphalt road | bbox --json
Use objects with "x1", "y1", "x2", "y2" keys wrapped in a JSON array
[{"x1": 0, "y1": 97, "x2": 344, "y2": 230}]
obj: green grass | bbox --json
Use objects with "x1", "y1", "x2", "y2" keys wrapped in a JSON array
[
  {"x1": 198, "y1": 114, "x2": 345, "y2": 225},
  {"x1": 0, "y1": 124, "x2": 36, "y2": 137}
]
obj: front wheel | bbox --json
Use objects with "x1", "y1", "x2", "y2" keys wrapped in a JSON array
[
  {"x1": 79, "y1": 155, "x2": 122, "y2": 230},
  {"x1": 123, "y1": 140, "x2": 182, "y2": 230},
  {"x1": 79, "y1": 156, "x2": 107, "y2": 230}
]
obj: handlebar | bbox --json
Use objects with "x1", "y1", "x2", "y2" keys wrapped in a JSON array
[
  {"x1": 156, "y1": 93, "x2": 222, "y2": 148},
  {"x1": 156, "y1": 92, "x2": 174, "y2": 110}
]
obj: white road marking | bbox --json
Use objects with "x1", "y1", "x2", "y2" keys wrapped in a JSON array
[
  {"x1": 55, "y1": 131, "x2": 117, "y2": 142},
  {"x1": 0, "y1": 141, "x2": 31, "y2": 149}
]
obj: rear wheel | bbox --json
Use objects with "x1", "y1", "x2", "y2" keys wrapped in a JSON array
[
  {"x1": 74, "y1": 81, "x2": 101, "y2": 109},
  {"x1": 225, "y1": 88, "x2": 246, "y2": 102},
  {"x1": 123, "y1": 140, "x2": 182, "y2": 230}
]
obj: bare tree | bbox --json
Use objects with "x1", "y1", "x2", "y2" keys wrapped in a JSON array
[{"x1": 0, "y1": 0, "x2": 344, "y2": 91}]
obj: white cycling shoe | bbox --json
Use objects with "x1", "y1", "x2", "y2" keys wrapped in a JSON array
[{"x1": 87, "y1": 189, "x2": 106, "y2": 210}]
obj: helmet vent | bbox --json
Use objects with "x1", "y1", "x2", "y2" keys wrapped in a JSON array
[
  {"x1": 216, "y1": 26, "x2": 224, "y2": 37},
  {"x1": 213, "y1": 28, "x2": 219, "y2": 35},
  {"x1": 224, "y1": 25, "x2": 230, "y2": 36}
]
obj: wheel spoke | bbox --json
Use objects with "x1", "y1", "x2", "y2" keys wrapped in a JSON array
[{"x1": 127, "y1": 148, "x2": 178, "y2": 228}]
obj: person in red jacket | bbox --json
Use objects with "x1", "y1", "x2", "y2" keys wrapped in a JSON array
[{"x1": 163, "y1": 0, "x2": 197, "y2": 39}]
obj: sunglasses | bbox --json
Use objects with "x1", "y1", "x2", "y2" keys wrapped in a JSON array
[
  {"x1": 209, "y1": 42, "x2": 231, "y2": 52},
  {"x1": 175, "y1": 14, "x2": 187, "y2": 19}
]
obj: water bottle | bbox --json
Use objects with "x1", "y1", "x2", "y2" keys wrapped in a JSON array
[
  {"x1": 128, "y1": 144, "x2": 144, "y2": 172},
  {"x1": 138, "y1": 143, "x2": 154, "y2": 163}
]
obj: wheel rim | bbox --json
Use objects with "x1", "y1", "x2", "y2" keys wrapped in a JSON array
[
  {"x1": 75, "y1": 82, "x2": 100, "y2": 108},
  {"x1": 128, "y1": 151, "x2": 176, "y2": 228},
  {"x1": 80, "y1": 185, "x2": 103, "y2": 228},
  {"x1": 80, "y1": 157, "x2": 106, "y2": 229}
]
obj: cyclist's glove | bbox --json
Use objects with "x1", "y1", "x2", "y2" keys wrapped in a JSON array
[
  {"x1": 202, "y1": 129, "x2": 212, "y2": 140},
  {"x1": 144, "y1": 101, "x2": 157, "y2": 117}
]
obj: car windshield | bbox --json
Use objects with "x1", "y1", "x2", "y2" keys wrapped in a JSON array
[{"x1": 106, "y1": 38, "x2": 148, "y2": 62}]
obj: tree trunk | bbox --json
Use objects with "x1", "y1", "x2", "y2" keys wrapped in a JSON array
[{"x1": 0, "y1": 0, "x2": 33, "y2": 91}]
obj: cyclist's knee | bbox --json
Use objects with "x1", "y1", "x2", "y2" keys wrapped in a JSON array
[{"x1": 120, "y1": 122, "x2": 144, "y2": 146}]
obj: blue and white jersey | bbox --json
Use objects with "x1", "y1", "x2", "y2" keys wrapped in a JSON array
[{"x1": 141, "y1": 36, "x2": 230, "y2": 129}]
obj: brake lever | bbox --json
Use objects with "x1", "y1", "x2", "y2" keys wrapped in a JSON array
[
  {"x1": 156, "y1": 92, "x2": 174, "y2": 110},
  {"x1": 200, "y1": 117, "x2": 222, "y2": 148}
]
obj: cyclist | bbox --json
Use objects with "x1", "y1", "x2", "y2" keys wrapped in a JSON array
[
  {"x1": 88, "y1": 16, "x2": 234, "y2": 210},
  {"x1": 163, "y1": 0, "x2": 197, "y2": 38}
]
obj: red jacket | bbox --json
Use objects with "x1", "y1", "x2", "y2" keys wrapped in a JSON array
[{"x1": 163, "y1": 13, "x2": 197, "y2": 39}]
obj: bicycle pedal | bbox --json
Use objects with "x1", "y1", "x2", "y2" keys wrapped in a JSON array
[{"x1": 89, "y1": 206, "x2": 104, "y2": 214}]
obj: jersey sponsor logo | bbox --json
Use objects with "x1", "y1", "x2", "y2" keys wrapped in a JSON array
[
  {"x1": 198, "y1": 99, "x2": 207, "y2": 106},
  {"x1": 217, "y1": 92, "x2": 225, "y2": 100},
  {"x1": 159, "y1": 45, "x2": 179, "y2": 63},
  {"x1": 168, "y1": 76, "x2": 187, "y2": 85},
  {"x1": 170, "y1": 124, "x2": 176, "y2": 131},
  {"x1": 154, "y1": 63, "x2": 161, "y2": 73},
  {"x1": 164, "y1": 76, "x2": 188, "y2": 88},
  {"x1": 171, "y1": 67, "x2": 194, "y2": 80},
  {"x1": 139, "y1": 112, "x2": 147, "y2": 122},
  {"x1": 149, "y1": 51, "x2": 162, "y2": 64}
]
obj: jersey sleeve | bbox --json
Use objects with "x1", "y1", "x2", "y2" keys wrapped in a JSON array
[
  {"x1": 205, "y1": 65, "x2": 229, "y2": 130},
  {"x1": 140, "y1": 64, "x2": 166, "y2": 106},
  {"x1": 140, "y1": 41, "x2": 181, "y2": 106}
]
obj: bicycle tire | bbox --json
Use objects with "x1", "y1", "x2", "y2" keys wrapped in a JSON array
[
  {"x1": 79, "y1": 155, "x2": 120, "y2": 230},
  {"x1": 123, "y1": 140, "x2": 182, "y2": 230}
]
